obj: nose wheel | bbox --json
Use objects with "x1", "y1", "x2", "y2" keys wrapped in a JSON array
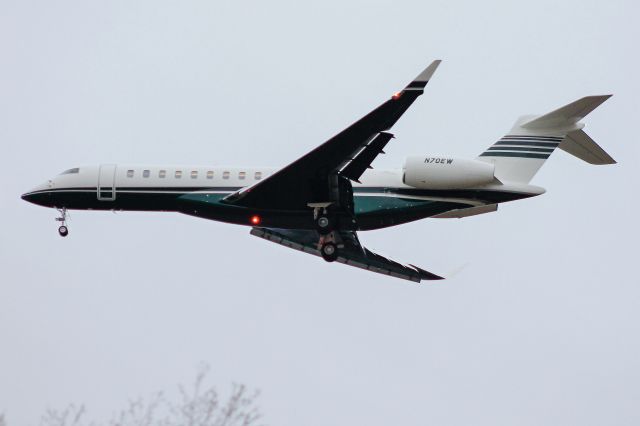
[{"x1": 55, "y1": 208, "x2": 69, "y2": 237}]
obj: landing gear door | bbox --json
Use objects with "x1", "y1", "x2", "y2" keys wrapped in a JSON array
[{"x1": 98, "y1": 164, "x2": 117, "y2": 201}]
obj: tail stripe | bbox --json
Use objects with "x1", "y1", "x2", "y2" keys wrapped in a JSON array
[
  {"x1": 487, "y1": 146, "x2": 554, "y2": 153},
  {"x1": 481, "y1": 134, "x2": 562, "y2": 159},
  {"x1": 502, "y1": 135, "x2": 564, "y2": 141},
  {"x1": 480, "y1": 152, "x2": 550, "y2": 159},
  {"x1": 494, "y1": 141, "x2": 559, "y2": 148}
]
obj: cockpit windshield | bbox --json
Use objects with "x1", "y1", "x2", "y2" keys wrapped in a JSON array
[{"x1": 60, "y1": 168, "x2": 80, "y2": 175}]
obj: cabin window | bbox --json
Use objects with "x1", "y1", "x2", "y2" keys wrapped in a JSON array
[
  {"x1": 159, "y1": 170, "x2": 166, "y2": 178},
  {"x1": 175, "y1": 170, "x2": 182, "y2": 179},
  {"x1": 191, "y1": 170, "x2": 198, "y2": 179},
  {"x1": 61, "y1": 168, "x2": 80, "y2": 175},
  {"x1": 254, "y1": 171, "x2": 262, "y2": 180},
  {"x1": 238, "y1": 171, "x2": 246, "y2": 180},
  {"x1": 206, "y1": 171, "x2": 214, "y2": 179},
  {"x1": 223, "y1": 171, "x2": 230, "y2": 179},
  {"x1": 127, "y1": 170, "x2": 134, "y2": 178},
  {"x1": 143, "y1": 170, "x2": 150, "y2": 178}
]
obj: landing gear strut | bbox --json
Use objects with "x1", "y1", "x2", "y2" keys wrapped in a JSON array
[{"x1": 56, "y1": 208, "x2": 69, "y2": 237}]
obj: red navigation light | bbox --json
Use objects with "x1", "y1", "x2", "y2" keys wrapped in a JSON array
[
  {"x1": 392, "y1": 91, "x2": 402, "y2": 100},
  {"x1": 250, "y1": 215, "x2": 261, "y2": 225}
]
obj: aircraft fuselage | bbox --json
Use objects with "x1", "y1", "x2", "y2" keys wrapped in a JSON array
[{"x1": 22, "y1": 164, "x2": 542, "y2": 231}]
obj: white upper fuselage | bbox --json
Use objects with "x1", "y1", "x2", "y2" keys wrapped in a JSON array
[{"x1": 29, "y1": 164, "x2": 410, "y2": 194}]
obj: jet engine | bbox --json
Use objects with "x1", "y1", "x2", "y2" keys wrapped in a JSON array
[{"x1": 403, "y1": 156, "x2": 495, "y2": 189}]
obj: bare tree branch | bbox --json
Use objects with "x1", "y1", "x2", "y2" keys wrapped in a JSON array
[{"x1": 36, "y1": 366, "x2": 262, "y2": 426}]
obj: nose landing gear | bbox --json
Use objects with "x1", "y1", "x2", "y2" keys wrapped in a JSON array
[
  {"x1": 58, "y1": 225, "x2": 68, "y2": 237},
  {"x1": 56, "y1": 208, "x2": 69, "y2": 237}
]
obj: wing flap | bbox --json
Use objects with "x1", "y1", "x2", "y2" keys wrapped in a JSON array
[
  {"x1": 340, "y1": 132, "x2": 394, "y2": 182},
  {"x1": 250, "y1": 227, "x2": 443, "y2": 283}
]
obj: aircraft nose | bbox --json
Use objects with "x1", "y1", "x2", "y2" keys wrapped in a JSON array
[
  {"x1": 21, "y1": 182, "x2": 53, "y2": 206},
  {"x1": 21, "y1": 190, "x2": 50, "y2": 206}
]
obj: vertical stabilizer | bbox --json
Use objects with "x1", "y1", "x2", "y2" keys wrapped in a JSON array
[{"x1": 478, "y1": 96, "x2": 614, "y2": 183}]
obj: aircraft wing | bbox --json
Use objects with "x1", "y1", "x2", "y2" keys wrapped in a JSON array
[
  {"x1": 250, "y1": 227, "x2": 444, "y2": 283},
  {"x1": 224, "y1": 60, "x2": 442, "y2": 210}
]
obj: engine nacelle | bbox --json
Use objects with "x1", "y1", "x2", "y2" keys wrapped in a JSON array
[{"x1": 403, "y1": 156, "x2": 495, "y2": 189}]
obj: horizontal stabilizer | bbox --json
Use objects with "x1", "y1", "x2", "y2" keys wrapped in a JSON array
[
  {"x1": 522, "y1": 95, "x2": 612, "y2": 130},
  {"x1": 559, "y1": 129, "x2": 616, "y2": 165}
]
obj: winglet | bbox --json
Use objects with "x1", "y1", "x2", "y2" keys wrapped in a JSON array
[
  {"x1": 402, "y1": 60, "x2": 442, "y2": 93},
  {"x1": 409, "y1": 264, "x2": 445, "y2": 281}
]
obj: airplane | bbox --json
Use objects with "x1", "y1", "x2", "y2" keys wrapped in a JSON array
[{"x1": 21, "y1": 60, "x2": 616, "y2": 282}]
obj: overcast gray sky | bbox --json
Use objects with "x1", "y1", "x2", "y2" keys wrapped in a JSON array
[{"x1": 1, "y1": 0, "x2": 639, "y2": 425}]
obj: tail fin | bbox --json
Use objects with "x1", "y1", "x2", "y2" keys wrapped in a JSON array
[{"x1": 478, "y1": 96, "x2": 615, "y2": 183}]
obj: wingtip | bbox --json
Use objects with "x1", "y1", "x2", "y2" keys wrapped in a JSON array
[
  {"x1": 577, "y1": 94, "x2": 613, "y2": 108},
  {"x1": 414, "y1": 59, "x2": 442, "y2": 82},
  {"x1": 586, "y1": 94, "x2": 613, "y2": 102},
  {"x1": 409, "y1": 264, "x2": 445, "y2": 281}
]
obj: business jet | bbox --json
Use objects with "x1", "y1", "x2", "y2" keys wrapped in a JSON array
[{"x1": 22, "y1": 60, "x2": 616, "y2": 282}]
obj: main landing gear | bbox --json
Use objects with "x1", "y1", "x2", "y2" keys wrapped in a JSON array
[
  {"x1": 56, "y1": 208, "x2": 69, "y2": 237},
  {"x1": 308, "y1": 203, "x2": 340, "y2": 262},
  {"x1": 310, "y1": 202, "x2": 333, "y2": 235},
  {"x1": 316, "y1": 215, "x2": 333, "y2": 235},
  {"x1": 320, "y1": 241, "x2": 338, "y2": 262}
]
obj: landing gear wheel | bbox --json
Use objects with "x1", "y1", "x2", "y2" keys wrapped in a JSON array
[
  {"x1": 58, "y1": 225, "x2": 69, "y2": 237},
  {"x1": 321, "y1": 242, "x2": 338, "y2": 262},
  {"x1": 316, "y1": 215, "x2": 332, "y2": 235},
  {"x1": 55, "y1": 208, "x2": 69, "y2": 237}
]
